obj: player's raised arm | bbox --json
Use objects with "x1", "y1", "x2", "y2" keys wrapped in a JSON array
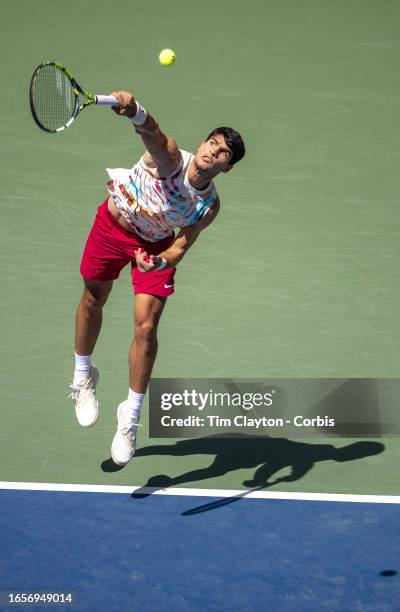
[{"x1": 111, "y1": 90, "x2": 181, "y2": 176}]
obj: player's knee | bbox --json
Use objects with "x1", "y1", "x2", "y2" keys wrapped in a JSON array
[
  {"x1": 82, "y1": 284, "x2": 110, "y2": 310},
  {"x1": 134, "y1": 319, "x2": 158, "y2": 343}
]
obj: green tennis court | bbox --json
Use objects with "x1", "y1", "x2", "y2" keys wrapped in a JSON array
[{"x1": 1, "y1": 1, "x2": 399, "y2": 609}]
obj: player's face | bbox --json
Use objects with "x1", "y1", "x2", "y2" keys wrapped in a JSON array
[{"x1": 195, "y1": 134, "x2": 233, "y2": 176}]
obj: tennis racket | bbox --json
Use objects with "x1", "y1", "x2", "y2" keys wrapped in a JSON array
[{"x1": 29, "y1": 61, "x2": 119, "y2": 133}]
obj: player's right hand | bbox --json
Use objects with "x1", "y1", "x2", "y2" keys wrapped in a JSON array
[{"x1": 111, "y1": 91, "x2": 137, "y2": 118}]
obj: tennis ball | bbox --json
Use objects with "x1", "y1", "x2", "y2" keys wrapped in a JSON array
[{"x1": 159, "y1": 49, "x2": 176, "y2": 67}]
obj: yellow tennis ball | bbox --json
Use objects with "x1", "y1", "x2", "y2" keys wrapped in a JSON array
[{"x1": 159, "y1": 48, "x2": 176, "y2": 67}]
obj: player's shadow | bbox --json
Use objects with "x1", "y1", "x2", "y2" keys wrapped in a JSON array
[
  {"x1": 130, "y1": 435, "x2": 384, "y2": 511},
  {"x1": 101, "y1": 458, "x2": 125, "y2": 472}
]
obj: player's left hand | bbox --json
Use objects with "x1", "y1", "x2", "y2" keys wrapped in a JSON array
[{"x1": 135, "y1": 248, "x2": 161, "y2": 273}]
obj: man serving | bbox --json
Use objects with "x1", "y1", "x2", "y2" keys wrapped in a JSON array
[{"x1": 69, "y1": 90, "x2": 245, "y2": 466}]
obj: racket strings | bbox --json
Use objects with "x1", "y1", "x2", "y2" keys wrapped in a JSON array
[{"x1": 31, "y1": 65, "x2": 76, "y2": 131}]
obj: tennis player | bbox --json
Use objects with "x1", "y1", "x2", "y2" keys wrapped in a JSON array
[{"x1": 69, "y1": 90, "x2": 245, "y2": 466}]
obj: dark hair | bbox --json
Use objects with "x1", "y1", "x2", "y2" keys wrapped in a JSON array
[{"x1": 206, "y1": 127, "x2": 245, "y2": 166}]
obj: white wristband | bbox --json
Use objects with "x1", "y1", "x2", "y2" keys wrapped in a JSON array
[
  {"x1": 154, "y1": 257, "x2": 167, "y2": 271},
  {"x1": 130, "y1": 101, "x2": 147, "y2": 126}
]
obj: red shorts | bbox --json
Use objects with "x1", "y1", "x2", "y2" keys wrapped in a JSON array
[{"x1": 80, "y1": 199, "x2": 176, "y2": 297}]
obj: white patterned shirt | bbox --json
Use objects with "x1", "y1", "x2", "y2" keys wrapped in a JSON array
[{"x1": 106, "y1": 149, "x2": 218, "y2": 242}]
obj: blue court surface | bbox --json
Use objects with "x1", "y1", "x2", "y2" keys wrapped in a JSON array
[{"x1": 0, "y1": 489, "x2": 399, "y2": 611}]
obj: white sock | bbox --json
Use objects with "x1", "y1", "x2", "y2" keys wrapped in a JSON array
[
  {"x1": 125, "y1": 388, "x2": 145, "y2": 422},
  {"x1": 73, "y1": 352, "x2": 92, "y2": 386}
]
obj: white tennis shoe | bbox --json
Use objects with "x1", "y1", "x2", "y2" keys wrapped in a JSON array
[
  {"x1": 69, "y1": 365, "x2": 99, "y2": 427},
  {"x1": 111, "y1": 401, "x2": 139, "y2": 466}
]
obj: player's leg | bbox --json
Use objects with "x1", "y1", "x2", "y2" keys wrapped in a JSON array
[
  {"x1": 110, "y1": 235, "x2": 176, "y2": 465},
  {"x1": 111, "y1": 293, "x2": 168, "y2": 466},
  {"x1": 129, "y1": 293, "x2": 167, "y2": 392},
  {"x1": 75, "y1": 198, "x2": 132, "y2": 364},
  {"x1": 70, "y1": 198, "x2": 129, "y2": 427},
  {"x1": 75, "y1": 278, "x2": 114, "y2": 358},
  {"x1": 70, "y1": 279, "x2": 114, "y2": 428}
]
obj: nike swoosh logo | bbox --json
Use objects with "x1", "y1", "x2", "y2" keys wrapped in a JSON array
[{"x1": 164, "y1": 284, "x2": 173, "y2": 289}]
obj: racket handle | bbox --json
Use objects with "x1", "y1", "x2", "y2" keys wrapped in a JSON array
[{"x1": 95, "y1": 95, "x2": 119, "y2": 106}]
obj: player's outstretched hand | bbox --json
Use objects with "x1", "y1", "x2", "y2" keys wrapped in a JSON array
[
  {"x1": 111, "y1": 91, "x2": 137, "y2": 118},
  {"x1": 135, "y1": 248, "x2": 162, "y2": 273}
]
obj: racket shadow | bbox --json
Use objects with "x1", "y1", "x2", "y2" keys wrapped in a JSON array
[{"x1": 181, "y1": 484, "x2": 269, "y2": 516}]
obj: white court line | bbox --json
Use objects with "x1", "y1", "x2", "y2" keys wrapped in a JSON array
[{"x1": 0, "y1": 481, "x2": 399, "y2": 504}]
